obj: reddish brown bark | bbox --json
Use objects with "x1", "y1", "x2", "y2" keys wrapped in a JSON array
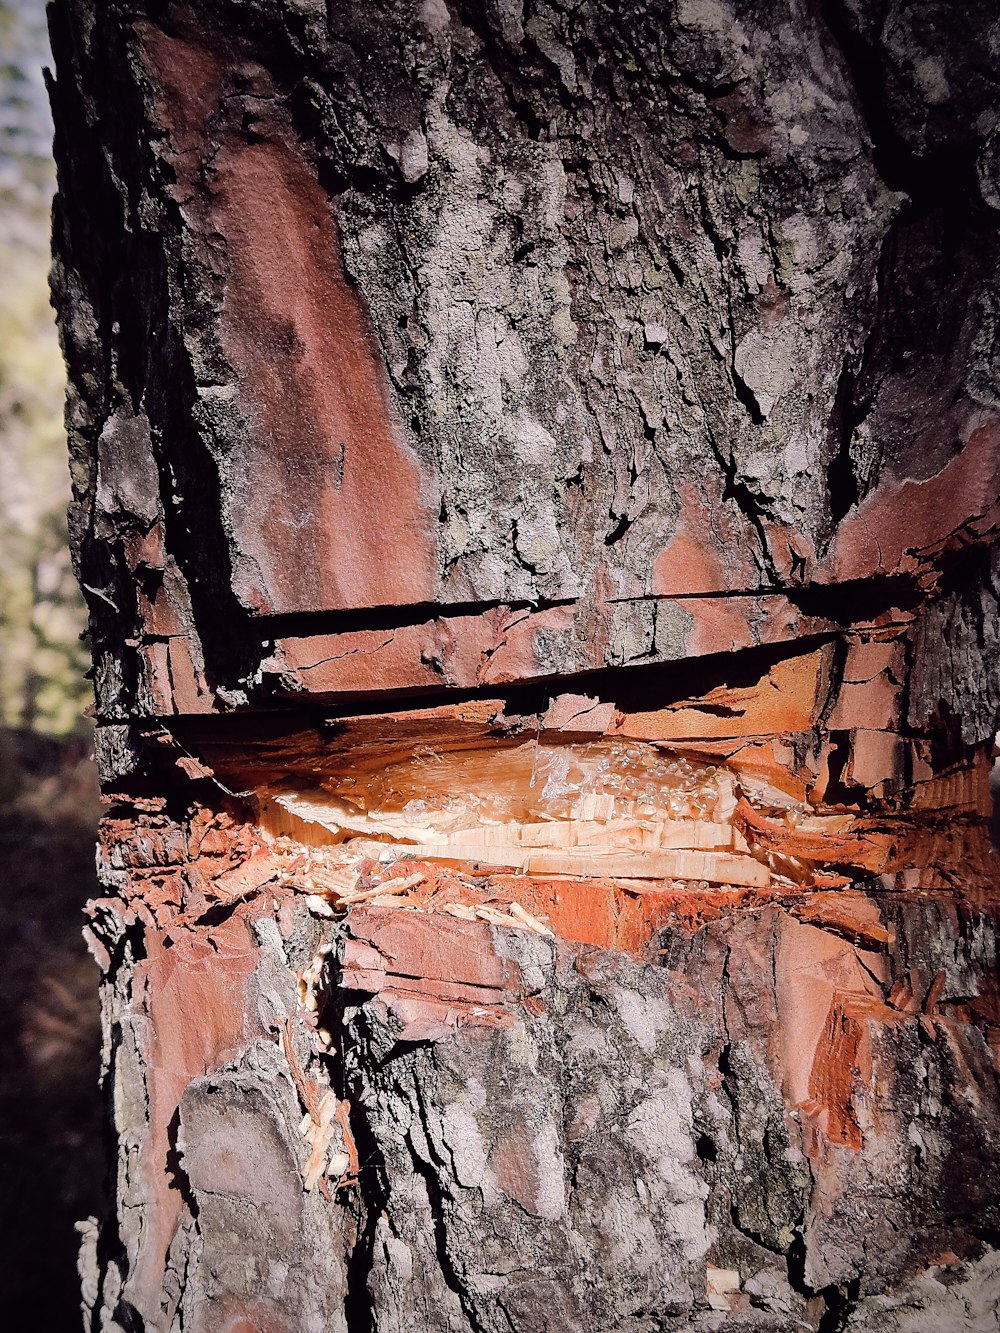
[{"x1": 50, "y1": 0, "x2": 1000, "y2": 1328}]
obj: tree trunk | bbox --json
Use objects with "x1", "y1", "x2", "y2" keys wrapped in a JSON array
[{"x1": 49, "y1": 1, "x2": 1000, "y2": 1329}]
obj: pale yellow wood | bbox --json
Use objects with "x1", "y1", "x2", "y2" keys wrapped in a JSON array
[
  {"x1": 343, "y1": 839, "x2": 769, "y2": 888},
  {"x1": 437, "y1": 816, "x2": 734, "y2": 853},
  {"x1": 796, "y1": 814, "x2": 856, "y2": 834}
]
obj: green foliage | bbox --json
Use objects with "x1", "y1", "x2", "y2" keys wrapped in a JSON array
[{"x1": 0, "y1": 0, "x2": 90, "y2": 735}]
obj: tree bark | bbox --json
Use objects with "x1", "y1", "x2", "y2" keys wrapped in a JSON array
[{"x1": 49, "y1": 1, "x2": 1000, "y2": 1329}]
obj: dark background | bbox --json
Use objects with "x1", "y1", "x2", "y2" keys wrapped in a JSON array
[{"x1": 0, "y1": 2, "x2": 101, "y2": 1326}]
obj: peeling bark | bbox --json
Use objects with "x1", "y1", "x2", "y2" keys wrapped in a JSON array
[{"x1": 49, "y1": 1, "x2": 1000, "y2": 1329}]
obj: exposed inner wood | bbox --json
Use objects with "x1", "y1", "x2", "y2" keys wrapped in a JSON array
[
  {"x1": 156, "y1": 629, "x2": 998, "y2": 944},
  {"x1": 259, "y1": 739, "x2": 770, "y2": 886},
  {"x1": 243, "y1": 726, "x2": 996, "y2": 940}
]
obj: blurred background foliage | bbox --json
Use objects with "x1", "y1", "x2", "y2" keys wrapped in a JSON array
[
  {"x1": 1, "y1": 0, "x2": 90, "y2": 738},
  {"x1": 0, "y1": 2, "x2": 101, "y2": 1326}
]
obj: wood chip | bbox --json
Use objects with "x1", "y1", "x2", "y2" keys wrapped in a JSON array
[{"x1": 508, "y1": 901, "x2": 554, "y2": 936}]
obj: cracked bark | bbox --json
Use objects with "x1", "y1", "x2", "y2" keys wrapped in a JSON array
[{"x1": 49, "y1": 1, "x2": 1000, "y2": 1329}]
